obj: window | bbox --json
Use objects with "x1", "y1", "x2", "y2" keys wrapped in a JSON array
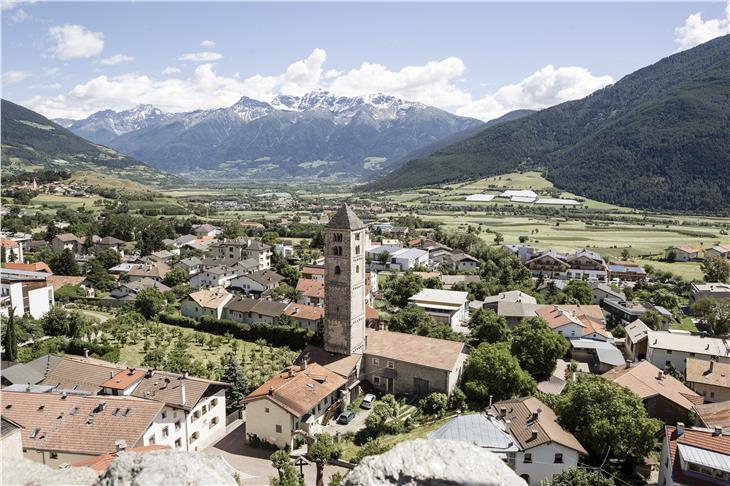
[
  {"x1": 667, "y1": 350, "x2": 673, "y2": 354},
  {"x1": 148, "y1": 434, "x2": 156, "y2": 445},
  {"x1": 372, "y1": 358, "x2": 380, "y2": 366},
  {"x1": 202, "y1": 405, "x2": 208, "y2": 416},
  {"x1": 50, "y1": 452, "x2": 58, "y2": 459},
  {"x1": 175, "y1": 420, "x2": 181, "y2": 430},
  {"x1": 354, "y1": 233, "x2": 360, "y2": 241},
  {"x1": 373, "y1": 376, "x2": 380, "y2": 385},
  {"x1": 554, "y1": 453, "x2": 563, "y2": 464},
  {"x1": 275, "y1": 424, "x2": 282, "y2": 434},
  {"x1": 355, "y1": 246, "x2": 360, "y2": 254},
  {"x1": 690, "y1": 353, "x2": 695, "y2": 357},
  {"x1": 523, "y1": 453, "x2": 532, "y2": 464},
  {"x1": 161, "y1": 410, "x2": 167, "y2": 419},
  {"x1": 356, "y1": 265, "x2": 360, "y2": 273},
  {"x1": 175, "y1": 438, "x2": 182, "y2": 448},
  {"x1": 210, "y1": 417, "x2": 219, "y2": 428},
  {"x1": 665, "y1": 361, "x2": 672, "y2": 367},
  {"x1": 162, "y1": 426, "x2": 169, "y2": 438},
  {"x1": 386, "y1": 361, "x2": 395, "y2": 369},
  {"x1": 335, "y1": 266, "x2": 341, "y2": 275},
  {"x1": 265, "y1": 407, "x2": 270, "y2": 413},
  {"x1": 192, "y1": 410, "x2": 201, "y2": 421},
  {"x1": 211, "y1": 398, "x2": 218, "y2": 408},
  {"x1": 189, "y1": 432, "x2": 198, "y2": 443}
]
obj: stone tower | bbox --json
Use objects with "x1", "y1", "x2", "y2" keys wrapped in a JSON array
[{"x1": 324, "y1": 204, "x2": 366, "y2": 355}]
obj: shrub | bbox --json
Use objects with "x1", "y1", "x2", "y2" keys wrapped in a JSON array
[{"x1": 418, "y1": 392, "x2": 448, "y2": 418}]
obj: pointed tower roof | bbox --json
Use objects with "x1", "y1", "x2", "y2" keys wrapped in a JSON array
[{"x1": 326, "y1": 204, "x2": 365, "y2": 230}]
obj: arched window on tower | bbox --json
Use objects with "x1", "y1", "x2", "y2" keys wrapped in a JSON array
[
  {"x1": 356, "y1": 265, "x2": 360, "y2": 273},
  {"x1": 333, "y1": 246, "x2": 342, "y2": 256},
  {"x1": 334, "y1": 233, "x2": 343, "y2": 242},
  {"x1": 335, "y1": 265, "x2": 341, "y2": 274}
]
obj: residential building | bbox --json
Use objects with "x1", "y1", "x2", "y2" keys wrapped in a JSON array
[
  {"x1": 243, "y1": 363, "x2": 346, "y2": 449},
  {"x1": 296, "y1": 278, "x2": 325, "y2": 306},
  {"x1": 0, "y1": 238, "x2": 24, "y2": 263},
  {"x1": 273, "y1": 242, "x2": 294, "y2": 258},
  {"x1": 658, "y1": 425, "x2": 729, "y2": 486},
  {"x1": 229, "y1": 269, "x2": 284, "y2": 296},
  {"x1": 189, "y1": 265, "x2": 240, "y2": 288},
  {"x1": 525, "y1": 250, "x2": 607, "y2": 282},
  {"x1": 647, "y1": 330, "x2": 730, "y2": 374},
  {"x1": 222, "y1": 297, "x2": 288, "y2": 325},
  {"x1": 127, "y1": 261, "x2": 171, "y2": 283},
  {"x1": 607, "y1": 261, "x2": 647, "y2": 282},
  {"x1": 448, "y1": 252, "x2": 480, "y2": 271},
  {"x1": 427, "y1": 413, "x2": 519, "y2": 463},
  {"x1": 0, "y1": 416, "x2": 23, "y2": 460},
  {"x1": 497, "y1": 301, "x2": 546, "y2": 328},
  {"x1": 209, "y1": 237, "x2": 271, "y2": 270},
  {"x1": 686, "y1": 359, "x2": 730, "y2": 403},
  {"x1": 693, "y1": 401, "x2": 730, "y2": 432},
  {"x1": 567, "y1": 339, "x2": 625, "y2": 373},
  {"x1": 301, "y1": 265, "x2": 325, "y2": 281},
  {"x1": 174, "y1": 257, "x2": 203, "y2": 276},
  {"x1": 109, "y1": 278, "x2": 171, "y2": 301},
  {"x1": 366, "y1": 246, "x2": 429, "y2": 271},
  {"x1": 408, "y1": 288, "x2": 470, "y2": 328},
  {"x1": 51, "y1": 233, "x2": 82, "y2": 254},
  {"x1": 440, "y1": 274, "x2": 480, "y2": 290},
  {"x1": 3, "y1": 261, "x2": 52, "y2": 274},
  {"x1": 603, "y1": 361, "x2": 704, "y2": 424},
  {"x1": 149, "y1": 250, "x2": 175, "y2": 263},
  {"x1": 180, "y1": 287, "x2": 232, "y2": 320},
  {"x1": 95, "y1": 236, "x2": 126, "y2": 255},
  {"x1": 704, "y1": 244, "x2": 730, "y2": 260},
  {"x1": 591, "y1": 283, "x2": 626, "y2": 306},
  {"x1": 624, "y1": 319, "x2": 650, "y2": 361},
  {"x1": 191, "y1": 224, "x2": 220, "y2": 238},
  {"x1": 690, "y1": 282, "x2": 730, "y2": 304},
  {"x1": 502, "y1": 244, "x2": 537, "y2": 263},
  {"x1": 491, "y1": 397, "x2": 588, "y2": 486},
  {"x1": 603, "y1": 298, "x2": 670, "y2": 326},
  {"x1": 482, "y1": 291, "x2": 537, "y2": 312},
  {"x1": 0, "y1": 268, "x2": 54, "y2": 319},
  {"x1": 284, "y1": 303, "x2": 323, "y2": 332},
  {"x1": 536, "y1": 305, "x2": 609, "y2": 341},
  {"x1": 665, "y1": 246, "x2": 702, "y2": 262}
]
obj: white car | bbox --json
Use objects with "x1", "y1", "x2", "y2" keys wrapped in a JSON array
[{"x1": 361, "y1": 394, "x2": 376, "y2": 409}]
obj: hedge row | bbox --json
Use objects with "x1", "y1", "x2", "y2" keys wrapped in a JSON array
[{"x1": 157, "y1": 313, "x2": 320, "y2": 350}]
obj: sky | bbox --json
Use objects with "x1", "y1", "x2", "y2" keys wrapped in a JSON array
[{"x1": 2, "y1": 1, "x2": 730, "y2": 121}]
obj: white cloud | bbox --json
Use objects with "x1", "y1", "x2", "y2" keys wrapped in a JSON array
[
  {"x1": 457, "y1": 65, "x2": 613, "y2": 121},
  {"x1": 1, "y1": 0, "x2": 35, "y2": 10},
  {"x1": 179, "y1": 51, "x2": 223, "y2": 62},
  {"x1": 675, "y1": 1, "x2": 730, "y2": 51},
  {"x1": 48, "y1": 24, "x2": 104, "y2": 60},
  {"x1": 200, "y1": 40, "x2": 216, "y2": 48},
  {"x1": 44, "y1": 67, "x2": 61, "y2": 77},
  {"x1": 3, "y1": 70, "x2": 32, "y2": 84},
  {"x1": 162, "y1": 66, "x2": 182, "y2": 75},
  {"x1": 101, "y1": 54, "x2": 134, "y2": 65},
  {"x1": 30, "y1": 82, "x2": 62, "y2": 90},
  {"x1": 10, "y1": 7, "x2": 30, "y2": 21}
]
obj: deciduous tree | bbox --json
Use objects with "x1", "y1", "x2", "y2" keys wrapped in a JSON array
[
  {"x1": 463, "y1": 342, "x2": 535, "y2": 402},
  {"x1": 510, "y1": 317, "x2": 569, "y2": 376}
]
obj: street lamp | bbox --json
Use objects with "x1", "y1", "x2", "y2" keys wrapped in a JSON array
[{"x1": 294, "y1": 455, "x2": 309, "y2": 479}]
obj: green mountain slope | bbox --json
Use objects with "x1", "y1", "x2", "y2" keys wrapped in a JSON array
[
  {"x1": 1, "y1": 99, "x2": 181, "y2": 187},
  {"x1": 366, "y1": 35, "x2": 730, "y2": 212}
]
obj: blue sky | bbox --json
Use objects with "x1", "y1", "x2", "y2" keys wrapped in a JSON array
[{"x1": 2, "y1": 1, "x2": 729, "y2": 120}]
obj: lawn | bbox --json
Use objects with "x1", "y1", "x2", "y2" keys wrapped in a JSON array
[
  {"x1": 671, "y1": 317, "x2": 699, "y2": 332},
  {"x1": 635, "y1": 259, "x2": 704, "y2": 282}
]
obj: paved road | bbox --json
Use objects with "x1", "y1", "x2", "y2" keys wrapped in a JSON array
[
  {"x1": 205, "y1": 423, "x2": 348, "y2": 486},
  {"x1": 76, "y1": 309, "x2": 112, "y2": 323}
]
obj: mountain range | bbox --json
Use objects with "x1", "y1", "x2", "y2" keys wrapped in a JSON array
[
  {"x1": 59, "y1": 91, "x2": 483, "y2": 180},
  {"x1": 1, "y1": 99, "x2": 179, "y2": 187},
  {"x1": 367, "y1": 35, "x2": 730, "y2": 212}
]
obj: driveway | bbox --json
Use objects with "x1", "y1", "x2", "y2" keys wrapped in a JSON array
[
  {"x1": 321, "y1": 406, "x2": 372, "y2": 436},
  {"x1": 76, "y1": 308, "x2": 113, "y2": 323},
  {"x1": 205, "y1": 423, "x2": 349, "y2": 485}
]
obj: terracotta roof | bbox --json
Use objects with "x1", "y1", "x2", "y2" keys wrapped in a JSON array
[
  {"x1": 40, "y1": 357, "x2": 122, "y2": 393},
  {"x1": 536, "y1": 305, "x2": 608, "y2": 338},
  {"x1": 674, "y1": 246, "x2": 702, "y2": 254},
  {"x1": 0, "y1": 391, "x2": 163, "y2": 456},
  {"x1": 663, "y1": 425, "x2": 730, "y2": 486},
  {"x1": 296, "y1": 279, "x2": 325, "y2": 299},
  {"x1": 71, "y1": 445, "x2": 170, "y2": 472},
  {"x1": 224, "y1": 296, "x2": 288, "y2": 317},
  {"x1": 694, "y1": 401, "x2": 730, "y2": 431},
  {"x1": 0, "y1": 238, "x2": 20, "y2": 248},
  {"x1": 602, "y1": 361, "x2": 703, "y2": 411},
  {"x1": 285, "y1": 303, "x2": 324, "y2": 321},
  {"x1": 686, "y1": 358, "x2": 730, "y2": 389},
  {"x1": 54, "y1": 233, "x2": 80, "y2": 242},
  {"x1": 3, "y1": 262, "x2": 52, "y2": 273},
  {"x1": 100, "y1": 369, "x2": 146, "y2": 391},
  {"x1": 188, "y1": 287, "x2": 231, "y2": 309},
  {"x1": 245, "y1": 269, "x2": 285, "y2": 286},
  {"x1": 364, "y1": 328, "x2": 464, "y2": 371},
  {"x1": 326, "y1": 204, "x2": 365, "y2": 230},
  {"x1": 296, "y1": 345, "x2": 361, "y2": 378},
  {"x1": 492, "y1": 397, "x2": 588, "y2": 455},
  {"x1": 366, "y1": 305, "x2": 380, "y2": 321},
  {"x1": 243, "y1": 363, "x2": 346, "y2": 417},
  {"x1": 302, "y1": 265, "x2": 325, "y2": 276},
  {"x1": 97, "y1": 236, "x2": 126, "y2": 245},
  {"x1": 127, "y1": 261, "x2": 170, "y2": 279},
  {"x1": 46, "y1": 275, "x2": 86, "y2": 291}
]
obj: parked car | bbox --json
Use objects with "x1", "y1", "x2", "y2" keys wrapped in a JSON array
[
  {"x1": 361, "y1": 394, "x2": 376, "y2": 409},
  {"x1": 337, "y1": 410, "x2": 356, "y2": 424}
]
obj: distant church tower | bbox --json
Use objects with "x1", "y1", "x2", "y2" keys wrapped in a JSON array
[{"x1": 324, "y1": 204, "x2": 366, "y2": 355}]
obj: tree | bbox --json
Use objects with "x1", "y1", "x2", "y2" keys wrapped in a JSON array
[
  {"x1": 41, "y1": 305, "x2": 70, "y2": 336},
  {"x1": 95, "y1": 247, "x2": 122, "y2": 269},
  {"x1": 387, "y1": 304, "x2": 432, "y2": 334},
  {"x1": 163, "y1": 267, "x2": 189, "y2": 287},
  {"x1": 463, "y1": 342, "x2": 535, "y2": 402},
  {"x1": 639, "y1": 310, "x2": 664, "y2": 330},
  {"x1": 308, "y1": 434, "x2": 342, "y2": 486},
  {"x1": 86, "y1": 259, "x2": 115, "y2": 291},
  {"x1": 3, "y1": 307, "x2": 18, "y2": 362},
  {"x1": 701, "y1": 257, "x2": 730, "y2": 283},
  {"x1": 270, "y1": 450, "x2": 303, "y2": 486},
  {"x1": 271, "y1": 284, "x2": 298, "y2": 302},
  {"x1": 554, "y1": 374, "x2": 661, "y2": 466},
  {"x1": 384, "y1": 272, "x2": 424, "y2": 308},
  {"x1": 562, "y1": 280, "x2": 593, "y2": 305},
  {"x1": 222, "y1": 221, "x2": 245, "y2": 239},
  {"x1": 135, "y1": 288, "x2": 166, "y2": 319},
  {"x1": 692, "y1": 298, "x2": 730, "y2": 336},
  {"x1": 468, "y1": 309, "x2": 509, "y2": 344},
  {"x1": 222, "y1": 352, "x2": 248, "y2": 412},
  {"x1": 544, "y1": 468, "x2": 615, "y2": 486},
  {"x1": 493, "y1": 232, "x2": 504, "y2": 245},
  {"x1": 418, "y1": 392, "x2": 448, "y2": 417},
  {"x1": 510, "y1": 317, "x2": 569, "y2": 376},
  {"x1": 50, "y1": 249, "x2": 80, "y2": 276}
]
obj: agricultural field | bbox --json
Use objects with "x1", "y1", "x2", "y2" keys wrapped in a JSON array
[{"x1": 29, "y1": 193, "x2": 106, "y2": 211}]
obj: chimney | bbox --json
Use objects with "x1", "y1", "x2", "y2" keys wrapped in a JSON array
[
  {"x1": 504, "y1": 419, "x2": 511, "y2": 434},
  {"x1": 83, "y1": 348, "x2": 89, "y2": 358},
  {"x1": 500, "y1": 407, "x2": 507, "y2": 418},
  {"x1": 288, "y1": 368, "x2": 294, "y2": 378},
  {"x1": 268, "y1": 386, "x2": 274, "y2": 396},
  {"x1": 714, "y1": 426, "x2": 722, "y2": 436},
  {"x1": 676, "y1": 422, "x2": 685, "y2": 436},
  {"x1": 302, "y1": 358, "x2": 308, "y2": 370},
  {"x1": 180, "y1": 382, "x2": 186, "y2": 405},
  {"x1": 657, "y1": 371, "x2": 664, "y2": 380},
  {"x1": 488, "y1": 395, "x2": 493, "y2": 408},
  {"x1": 531, "y1": 410, "x2": 540, "y2": 421},
  {"x1": 626, "y1": 360, "x2": 632, "y2": 369},
  {"x1": 182, "y1": 369, "x2": 188, "y2": 379},
  {"x1": 110, "y1": 371, "x2": 114, "y2": 379},
  {"x1": 530, "y1": 429, "x2": 539, "y2": 440},
  {"x1": 115, "y1": 439, "x2": 127, "y2": 452}
]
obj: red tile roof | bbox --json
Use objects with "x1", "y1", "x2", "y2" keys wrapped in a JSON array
[
  {"x1": 285, "y1": 303, "x2": 324, "y2": 321},
  {"x1": 296, "y1": 279, "x2": 325, "y2": 299},
  {"x1": 3, "y1": 262, "x2": 52, "y2": 273},
  {"x1": 100, "y1": 369, "x2": 146, "y2": 391},
  {"x1": 664, "y1": 425, "x2": 730, "y2": 486},
  {"x1": 71, "y1": 445, "x2": 170, "y2": 472}
]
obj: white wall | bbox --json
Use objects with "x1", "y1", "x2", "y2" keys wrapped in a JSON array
[
  {"x1": 27, "y1": 286, "x2": 53, "y2": 319},
  {"x1": 0, "y1": 428, "x2": 23, "y2": 460},
  {"x1": 245, "y1": 399, "x2": 294, "y2": 450},
  {"x1": 647, "y1": 347, "x2": 730, "y2": 374},
  {"x1": 514, "y1": 443, "x2": 580, "y2": 486}
]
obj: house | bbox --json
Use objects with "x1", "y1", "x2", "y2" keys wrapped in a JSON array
[
  {"x1": 0, "y1": 416, "x2": 23, "y2": 460},
  {"x1": 0, "y1": 391, "x2": 165, "y2": 468},
  {"x1": 3, "y1": 261, "x2": 52, "y2": 274},
  {"x1": 591, "y1": 283, "x2": 625, "y2": 306},
  {"x1": 704, "y1": 244, "x2": 730, "y2": 260},
  {"x1": 296, "y1": 278, "x2": 325, "y2": 306},
  {"x1": 690, "y1": 282, "x2": 730, "y2": 304},
  {"x1": 685, "y1": 358, "x2": 730, "y2": 403},
  {"x1": 482, "y1": 291, "x2": 537, "y2": 312},
  {"x1": 366, "y1": 246, "x2": 429, "y2": 271},
  {"x1": 51, "y1": 233, "x2": 83, "y2": 254},
  {"x1": 693, "y1": 401, "x2": 730, "y2": 432},
  {"x1": 301, "y1": 265, "x2": 325, "y2": 281},
  {"x1": 95, "y1": 236, "x2": 126, "y2": 255},
  {"x1": 191, "y1": 224, "x2": 220, "y2": 238},
  {"x1": 525, "y1": 250, "x2": 607, "y2": 282},
  {"x1": 440, "y1": 274, "x2": 480, "y2": 290},
  {"x1": 127, "y1": 261, "x2": 171, "y2": 283},
  {"x1": 607, "y1": 261, "x2": 647, "y2": 282},
  {"x1": 603, "y1": 299, "x2": 662, "y2": 325},
  {"x1": 658, "y1": 424, "x2": 729, "y2": 486},
  {"x1": 567, "y1": 339, "x2": 625, "y2": 373},
  {"x1": 189, "y1": 265, "x2": 241, "y2": 288},
  {"x1": 273, "y1": 242, "x2": 294, "y2": 258},
  {"x1": 491, "y1": 397, "x2": 588, "y2": 486},
  {"x1": 70, "y1": 444, "x2": 171, "y2": 473},
  {"x1": 1, "y1": 360, "x2": 46, "y2": 386},
  {"x1": 448, "y1": 252, "x2": 480, "y2": 271},
  {"x1": 408, "y1": 288, "x2": 470, "y2": 329},
  {"x1": 603, "y1": 361, "x2": 704, "y2": 424},
  {"x1": 209, "y1": 237, "x2": 271, "y2": 270},
  {"x1": 180, "y1": 287, "x2": 232, "y2": 320},
  {"x1": 524, "y1": 251, "x2": 570, "y2": 280},
  {"x1": 536, "y1": 305, "x2": 609, "y2": 341},
  {"x1": 0, "y1": 238, "x2": 24, "y2": 263},
  {"x1": 624, "y1": 319, "x2": 650, "y2": 361},
  {"x1": 108, "y1": 262, "x2": 139, "y2": 274},
  {"x1": 665, "y1": 246, "x2": 702, "y2": 262},
  {"x1": 284, "y1": 303, "x2": 323, "y2": 332},
  {"x1": 243, "y1": 363, "x2": 346, "y2": 449},
  {"x1": 0, "y1": 268, "x2": 54, "y2": 319},
  {"x1": 149, "y1": 250, "x2": 175, "y2": 263},
  {"x1": 174, "y1": 257, "x2": 203, "y2": 276},
  {"x1": 497, "y1": 301, "x2": 546, "y2": 328},
  {"x1": 110, "y1": 278, "x2": 171, "y2": 301},
  {"x1": 647, "y1": 330, "x2": 730, "y2": 374},
  {"x1": 222, "y1": 297, "x2": 288, "y2": 325},
  {"x1": 502, "y1": 244, "x2": 537, "y2": 263},
  {"x1": 229, "y1": 269, "x2": 284, "y2": 296},
  {"x1": 427, "y1": 413, "x2": 519, "y2": 463}
]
